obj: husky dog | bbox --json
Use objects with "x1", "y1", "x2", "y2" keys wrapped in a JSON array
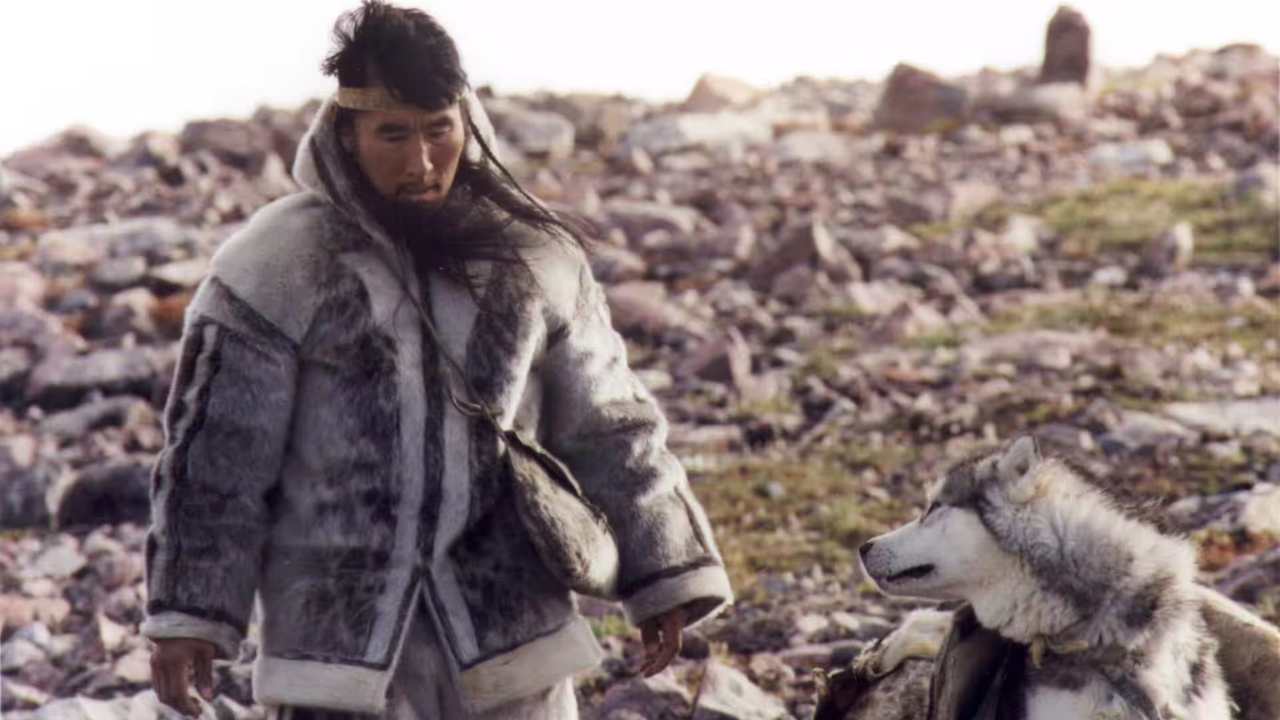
[{"x1": 859, "y1": 436, "x2": 1233, "y2": 719}]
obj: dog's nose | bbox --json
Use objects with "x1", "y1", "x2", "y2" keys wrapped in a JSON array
[{"x1": 859, "y1": 541, "x2": 874, "y2": 558}]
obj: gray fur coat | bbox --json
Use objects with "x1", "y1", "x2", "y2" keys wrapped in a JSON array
[{"x1": 141, "y1": 90, "x2": 733, "y2": 715}]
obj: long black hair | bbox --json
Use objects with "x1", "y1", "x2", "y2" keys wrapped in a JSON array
[{"x1": 320, "y1": 0, "x2": 592, "y2": 280}]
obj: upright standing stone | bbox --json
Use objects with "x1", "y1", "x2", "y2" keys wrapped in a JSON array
[{"x1": 1040, "y1": 5, "x2": 1091, "y2": 85}]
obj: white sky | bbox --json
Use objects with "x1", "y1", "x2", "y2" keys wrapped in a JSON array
[{"x1": 1, "y1": 1, "x2": 1277, "y2": 157}]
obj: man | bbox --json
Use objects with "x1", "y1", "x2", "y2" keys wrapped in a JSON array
[{"x1": 141, "y1": 2, "x2": 733, "y2": 718}]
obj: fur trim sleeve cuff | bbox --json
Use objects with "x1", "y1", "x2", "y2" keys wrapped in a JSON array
[
  {"x1": 141, "y1": 611, "x2": 243, "y2": 660},
  {"x1": 621, "y1": 564, "x2": 734, "y2": 630}
]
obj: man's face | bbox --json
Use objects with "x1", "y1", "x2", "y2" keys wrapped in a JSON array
[{"x1": 347, "y1": 101, "x2": 466, "y2": 205}]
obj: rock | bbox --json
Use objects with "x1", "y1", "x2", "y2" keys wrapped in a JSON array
[
  {"x1": 684, "y1": 74, "x2": 760, "y2": 112},
  {"x1": 677, "y1": 327, "x2": 753, "y2": 386},
  {"x1": 1141, "y1": 221, "x2": 1195, "y2": 276},
  {"x1": 841, "y1": 281, "x2": 921, "y2": 317},
  {"x1": 999, "y1": 214, "x2": 1046, "y2": 254},
  {"x1": 873, "y1": 64, "x2": 968, "y2": 134},
  {"x1": 1235, "y1": 162, "x2": 1279, "y2": 208},
  {"x1": 794, "y1": 613, "x2": 830, "y2": 639},
  {"x1": 30, "y1": 696, "x2": 125, "y2": 720},
  {"x1": 604, "y1": 198, "x2": 703, "y2": 239},
  {"x1": 36, "y1": 229, "x2": 107, "y2": 274},
  {"x1": 2, "y1": 677, "x2": 51, "y2": 709},
  {"x1": 774, "y1": 130, "x2": 854, "y2": 164},
  {"x1": 587, "y1": 243, "x2": 648, "y2": 283},
  {"x1": 148, "y1": 257, "x2": 209, "y2": 292},
  {"x1": 873, "y1": 304, "x2": 949, "y2": 343},
  {"x1": 38, "y1": 218, "x2": 199, "y2": 268},
  {"x1": 1102, "y1": 409, "x2": 1200, "y2": 452},
  {"x1": 493, "y1": 108, "x2": 575, "y2": 161},
  {"x1": 668, "y1": 424, "x2": 746, "y2": 454},
  {"x1": 680, "y1": 630, "x2": 712, "y2": 661},
  {"x1": 24, "y1": 347, "x2": 157, "y2": 410},
  {"x1": 980, "y1": 82, "x2": 1090, "y2": 125},
  {"x1": 777, "y1": 639, "x2": 867, "y2": 669},
  {"x1": 179, "y1": 118, "x2": 275, "y2": 175},
  {"x1": 1089, "y1": 265, "x2": 1129, "y2": 287},
  {"x1": 28, "y1": 543, "x2": 87, "y2": 580},
  {"x1": 750, "y1": 220, "x2": 857, "y2": 290},
  {"x1": 94, "y1": 287, "x2": 160, "y2": 340},
  {"x1": 39, "y1": 395, "x2": 155, "y2": 441},
  {"x1": 693, "y1": 659, "x2": 788, "y2": 720},
  {"x1": 622, "y1": 112, "x2": 772, "y2": 157},
  {"x1": 97, "y1": 612, "x2": 129, "y2": 653},
  {"x1": 605, "y1": 282, "x2": 706, "y2": 338},
  {"x1": 0, "y1": 261, "x2": 48, "y2": 309},
  {"x1": 1, "y1": 306, "x2": 87, "y2": 362},
  {"x1": 1240, "y1": 484, "x2": 1280, "y2": 537},
  {"x1": 1088, "y1": 139, "x2": 1175, "y2": 175},
  {"x1": 594, "y1": 669, "x2": 690, "y2": 719},
  {"x1": 113, "y1": 647, "x2": 153, "y2": 684},
  {"x1": 1, "y1": 638, "x2": 46, "y2": 671},
  {"x1": 1163, "y1": 397, "x2": 1280, "y2": 438},
  {"x1": 0, "y1": 595, "x2": 38, "y2": 637},
  {"x1": 51, "y1": 456, "x2": 153, "y2": 528},
  {"x1": 1040, "y1": 5, "x2": 1092, "y2": 85},
  {"x1": 90, "y1": 256, "x2": 149, "y2": 291}
]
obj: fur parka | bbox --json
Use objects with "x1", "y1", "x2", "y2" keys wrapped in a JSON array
[{"x1": 140, "y1": 90, "x2": 733, "y2": 715}]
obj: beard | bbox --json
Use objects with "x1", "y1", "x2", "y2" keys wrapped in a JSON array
[{"x1": 336, "y1": 154, "x2": 529, "y2": 291}]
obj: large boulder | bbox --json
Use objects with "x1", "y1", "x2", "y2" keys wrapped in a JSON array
[
  {"x1": 683, "y1": 73, "x2": 760, "y2": 113},
  {"x1": 873, "y1": 64, "x2": 968, "y2": 134}
]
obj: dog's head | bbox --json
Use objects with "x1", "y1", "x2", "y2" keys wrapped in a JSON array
[{"x1": 858, "y1": 436, "x2": 1045, "y2": 602}]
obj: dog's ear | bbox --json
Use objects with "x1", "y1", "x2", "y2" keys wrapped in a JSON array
[{"x1": 998, "y1": 435, "x2": 1042, "y2": 502}]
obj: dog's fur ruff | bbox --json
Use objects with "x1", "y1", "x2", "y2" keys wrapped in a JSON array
[{"x1": 860, "y1": 437, "x2": 1233, "y2": 719}]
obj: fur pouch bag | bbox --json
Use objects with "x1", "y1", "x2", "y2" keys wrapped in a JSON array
[
  {"x1": 415, "y1": 298, "x2": 620, "y2": 599},
  {"x1": 502, "y1": 426, "x2": 619, "y2": 598}
]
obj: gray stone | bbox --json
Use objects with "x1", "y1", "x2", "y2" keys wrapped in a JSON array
[
  {"x1": 605, "y1": 282, "x2": 707, "y2": 338},
  {"x1": 773, "y1": 130, "x2": 854, "y2": 164},
  {"x1": 39, "y1": 395, "x2": 155, "y2": 441},
  {"x1": 32, "y1": 696, "x2": 129, "y2": 720},
  {"x1": 25, "y1": 347, "x2": 157, "y2": 410},
  {"x1": 179, "y1": 118, "x2": 275, "y2": 174},
  {"x1": 588, "y1": 243, "x2": 647, "y2": 284},
  {"x1": 684, "y1": 74, "x2": 759, "y2": 112},
  {"x1": 623, "y1": 112, "x2": 772, "y2": 156},
  {"x1": 1088, "y1": 139, "x2": 1175, "y2": 175},
  {"x1": 1, "y1": 638, "x2": 47, "y2": 671},
  {"x1": 604, "y1": 199, "x2": 703, "y2": 239},
  {"x1": 1141, "y1": 221, "x2": 1195, "y2": 276},
  {"x1": 1, "y1": 677, "x2": 51, "y2": 709},
  {"x1": 0, "y1": 261, "x2": 48, "y2": 309},
  {"x1": 27, "y1": 543, "x2": 87, "y2": 579},
  {"x1": 51, "y1": 456, "x2": 153, "y2": 528},
  {"x1": 873, "y1": 64, "x2": 968, "y2": 134},
  {"x1": 594, "y1": 669, "x2": 691, "y2": 718},
  {"x1": 1104, "y1": 409, "x2": 1200, "y2": 451},
  {"x1": 495, "y1": 108, "x2": 575, "y2": 161},
  {"x1": 1089, "y1": 265, "x2": 1129, "y2": 287},
  {"x1": 113, "y1": 647, "x2": 153, "y2": 684},
  {"x1": 1163, "y1": 397, "x2": 1280, "y2": 438},
  {"x1": 94, "y1": 287, "x2": 160, "y2": 340},
  {"x1": 90, "y1": 256, "x2": 149, "y2": 291},
  {"x1": 693, "y1": 659, "x2": 788, "y2": 719},
  {"x1": 148, "y1": 257, "x2": 210, "y2": 292}
]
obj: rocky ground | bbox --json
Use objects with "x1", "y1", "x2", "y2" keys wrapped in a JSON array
[{"x1": 2, "y1": 11, "x2": 1278, "y2": 719}]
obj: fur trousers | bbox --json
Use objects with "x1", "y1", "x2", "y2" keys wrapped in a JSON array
[{"x1": 268, "y1": 598, "x2": 579, "y2": 720}]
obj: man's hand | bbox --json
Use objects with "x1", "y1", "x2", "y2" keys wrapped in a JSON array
[
  {"x1": 151, "y1": 637, "x2": 217, "y2": 717},
  {"x1": 637, "y1": 605, "x2": 686, "y2": 677}
]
